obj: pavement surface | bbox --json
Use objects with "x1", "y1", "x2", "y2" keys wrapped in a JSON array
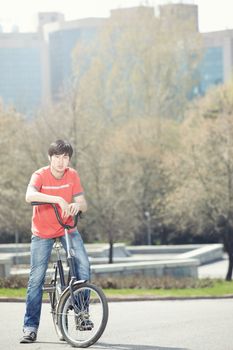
[
  {"x1": 0, "y1": 256, "x2": 232, "y2": 350},
  {"x1": 198, "y1": 254, "x2": 228, "y2": 279},
  {"x1": 1, "y1": 298, "x2": 233, "y2": 350}
]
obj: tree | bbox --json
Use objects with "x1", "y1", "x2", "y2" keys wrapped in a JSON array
[
  {"x1": 82, "y1": 137, "x2": 136, "y2": 263},
  {"x1": 110, "y1": 116, "x2": 181, "y2": 245},
  {"x1": 72, "y1": 5, "x2": 202, "y2": 122},
  {"x1": 68, "y1": 4, "x2": 203, "y2": 252},
  {"x1": 0, "y1": 104, "x2": 32, "y2": 240},
  {"x1": 165, "y1": 80, "x2": 233, "y2": 280}
]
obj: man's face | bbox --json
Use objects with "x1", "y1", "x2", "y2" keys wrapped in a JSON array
[{"x1": 49, "y1": 153, "x2": 70, "y2": 175}]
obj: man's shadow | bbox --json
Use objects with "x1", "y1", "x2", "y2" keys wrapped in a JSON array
[{"x1": 91, "y1": 342, "x2": 188, "y2": 350}]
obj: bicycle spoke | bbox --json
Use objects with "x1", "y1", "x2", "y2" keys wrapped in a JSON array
[{"x1": 58, "y1": 283, "x2": 108, "y2": 347}]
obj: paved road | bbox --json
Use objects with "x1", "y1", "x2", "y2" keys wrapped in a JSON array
[{"x1": 1, "y1": 298, "x2": 233, "y2": 350}]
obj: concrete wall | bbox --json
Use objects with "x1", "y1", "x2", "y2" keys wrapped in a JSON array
[
  {"x1": 0, "y1": 243, "x2": 224, "y2": 279},
  {"x1": 91, "y1": 259, "x2": 198, "y2": 279}
]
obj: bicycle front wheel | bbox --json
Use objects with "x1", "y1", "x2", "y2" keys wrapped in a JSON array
[{"x1": 57, "y1": 282, "x2": 108, "y2": 348}]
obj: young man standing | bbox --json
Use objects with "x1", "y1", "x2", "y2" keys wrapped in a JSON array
[{"x1": 20, "y1": 139, "x2": 90, "y2": 343}]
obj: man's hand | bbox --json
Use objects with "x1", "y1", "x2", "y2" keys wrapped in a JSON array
[
  {"x1": 58, "y1": 198, "x2": 70, "y2": 218},
  {"x1": 68, "y1": 203, "x2": 80, "y2": 216}
]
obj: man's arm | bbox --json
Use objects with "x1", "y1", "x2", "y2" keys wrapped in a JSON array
[
  {"x1": 25, "y1": 185, "x2": 70, "y2": 217},
  {"x1": 68, "y1": 194, "x2": 87, "y2": 216},
  {"x1": 74, "y1": 194, "x2": 87, "y2": 213}
]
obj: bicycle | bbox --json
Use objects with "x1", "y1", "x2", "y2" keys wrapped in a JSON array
[{"x1": 31, "y1": 202, "x2": 109, "y2": 348}]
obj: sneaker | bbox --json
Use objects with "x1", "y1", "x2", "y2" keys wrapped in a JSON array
[
  {"x1": 76, "y1": 313, "x2": 94, "y2": 331},
  {"x1": 81, "y1": 318, "x2": 94, "y2": 331},
  {"x1": 20, "y1": 330, "x2": 37, "y2": 343}
]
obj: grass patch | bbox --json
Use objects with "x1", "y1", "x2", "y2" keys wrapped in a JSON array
[
  {"x1": 0, "y1": 288, "x2": 26, "y2": 298},
  {"x1": 104, "y1": 280, "x2": 233, "y2": 298},
  {"x1": 0, "y1": 278, "x2": 233, "y2": 299}
]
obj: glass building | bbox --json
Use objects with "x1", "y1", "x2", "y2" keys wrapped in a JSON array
[
  {"x1": 0, "y1": 33, "x2": 43, "y2": 116},
  {"x1": 0, "y1": 5, "x2": 232, "y2": 116},
  {"x1": 198, "y1": 46, "x2": 224, "y2": 95},
  {"x1": 47, "y1": 19, "x2": 104, "y2": 100}
]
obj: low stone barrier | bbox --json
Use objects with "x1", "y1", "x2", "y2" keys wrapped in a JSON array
[
  {"x1": 6, "y1": 243, "x2": 224, "y2": 267},
  {"x1": 0, "y1": 243, "x2": 30, "y2": 253},
  {"x1": 11, "y1": 258, "x2": 199, "y2": 279},
  {"x1": 0, "y1": 243, "x2": 131, "y2": 267},
  {"x1": 127, "y1": 245, "x2": 201, "y2": 255},
  {"x1": 0, "y1": 242, "x2": 224, "y2": 279},
  {"x1": 86, "y1": 243, "x2": 131, "y2": 258},
  {"x1": 0, "y1": 255, "x2": 12, "y2": 278},
  {"x1": 91, "y1": 259, "x2": 199, "y2": 279},
  {"x1": 176, "y1": 244, "x2": 223, "y2": 265}
]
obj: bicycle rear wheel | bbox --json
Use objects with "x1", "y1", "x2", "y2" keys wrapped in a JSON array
[{"x1": 57, "y1": 282, "x2": 108, "y2": 348}]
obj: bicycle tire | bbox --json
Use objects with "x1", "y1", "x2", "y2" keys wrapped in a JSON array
[
  {"x1": 57, "y1": 281, "x2": 108, "y2": 348},
  {"x1": 45, "y1": 277, "x2": 64, "y2": 340},
  {"x1": 51, "y1": 284, "x2": 64, "y2": 340}
]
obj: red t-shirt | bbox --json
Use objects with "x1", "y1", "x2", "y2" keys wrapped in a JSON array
[{"x1": 29, "y1": 166, "x2": 84, "y2": 238}]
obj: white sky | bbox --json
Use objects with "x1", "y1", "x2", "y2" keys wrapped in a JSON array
[{"x1": 0, "y1": 0, "x2": 232, "y2": 33}]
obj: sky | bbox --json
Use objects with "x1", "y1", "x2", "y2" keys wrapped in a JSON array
[{"x1": 0, "y1": 0, "x2": 232, "y2": 33}]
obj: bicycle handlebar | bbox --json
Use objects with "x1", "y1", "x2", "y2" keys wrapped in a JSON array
[{"x1": 31, "y1": 202, "x2": 81, "y2": 230}]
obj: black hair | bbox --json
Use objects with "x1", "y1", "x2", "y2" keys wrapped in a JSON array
[{"x1": 48, "y1": 139, "x2": 73, "y2": 158}]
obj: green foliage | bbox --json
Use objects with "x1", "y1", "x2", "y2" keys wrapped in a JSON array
[
  {"x1": 1, "y1": 277, "x2": 233, "y2": 300},
  {"x1": 93, "y1": 276, "x2": 214, "y2": 289},
  {"x1": 0, "y1": 105, "x2": 33, "y2": 240},
  {"x1": 72, "y1": 7, "x2": 202, "y2": 122},
  {"x1": 0, "y1": 276, "x2": 28, "y2": 288}
]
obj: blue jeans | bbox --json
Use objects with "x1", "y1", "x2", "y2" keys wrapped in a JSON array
[{"x1": 23, "y1": 231, "x2": 90, "y2": 330}]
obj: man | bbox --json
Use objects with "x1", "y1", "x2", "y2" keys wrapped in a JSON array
[{"x1": 20, "y1": 139, "x2": 90, "y2": 343}]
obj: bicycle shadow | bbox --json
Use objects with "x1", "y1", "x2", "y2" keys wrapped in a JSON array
[
  {"x1": 91, "y1": 342, "x2": 189, "y2": 350},
  {"x1": 35, "y1": 341, "x2": 188, "y2": 350}
]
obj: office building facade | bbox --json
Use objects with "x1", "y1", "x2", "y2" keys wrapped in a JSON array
[
  {"x1": 0, "y1": 4, "x2": 232, "y2": 116},
  {"x1": 0, "y1": 33, "x2": 43, "y2": 115},
  {"x1": 44, "y1": 17, "x2": 104, "y2": 100}
]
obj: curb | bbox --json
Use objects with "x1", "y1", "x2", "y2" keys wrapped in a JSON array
[
  {"x1": 1, "y1": 295, "x2": 233, "y2": 303},
  {"x1": 106, "y1": 295, "x2": 233, "y2": 302}
]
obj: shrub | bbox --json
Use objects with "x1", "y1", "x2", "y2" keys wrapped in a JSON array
[{"x1": 92, "y1": 276, "x2": 214, "y2": 289}]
